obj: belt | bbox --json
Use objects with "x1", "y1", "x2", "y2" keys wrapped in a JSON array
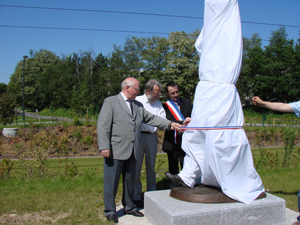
[{"x1": 141, "y1": 131, "x2": 152, "y2": 134}]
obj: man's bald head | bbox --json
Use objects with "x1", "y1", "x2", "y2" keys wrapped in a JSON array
[{"x1": 121, "y1": 77, "x2": 140, "y2": 100}]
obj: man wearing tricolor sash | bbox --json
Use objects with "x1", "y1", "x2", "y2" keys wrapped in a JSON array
[{"x1": 162, "y1": 82, "x2": 192, "y2": 187}]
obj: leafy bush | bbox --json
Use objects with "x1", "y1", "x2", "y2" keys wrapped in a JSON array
[
  {"x1": 0, "y1": 158, "x2": 14, "y2": 179},
  {"x1": 83, "y1": 135, "x2": 93, "y2": 146},
  {"x1": 73, "y1": 128, "x2": 82, "y2": 142},
  {"x1": 65, "y1": 160, "x2": 79, "y2": 177},
  {"x1": 16, "y1": 146, "x2": 50, "y2": 178},
  {"x1": 61, "y1": 118, "x2": 69, "y2": 127},
  {"x1": 73, "y1": 116, "x2": 82, "y2": 126},
  {"x1": 84, "y1": 114, "x2": 91, "y2": 127},
  {"x1": 0, "y1": 93, "x2": 17, "y2": 125},
  {"x1": 282, "y1": 128, "x2": 296, "y2": 167}
]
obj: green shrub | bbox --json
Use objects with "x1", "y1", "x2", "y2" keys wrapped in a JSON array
[
  {"x1": 73, "y1": 116, "x2": 82, "y2": 126},
  {"x1": 282, "y1": 128, "x2": 296, "y2": 167},
  {"x1": 83, "y1": 135, "x2": 93, "y2": 146},
  {"x1": 49, "y1": 106, "x2": 56, "y2": 113},
  {"x1": 61, "y1": 118, "x2": 69, "y2": 127},
  {"x1": 65, "y1": 161, "x2": 79, "y2": 177},
  {"x1": 16, "y1": 146, "x2": 50, "y2": 178},
  {"x1": 84, "y1": 114, "x2": 91, "y2": 127},
  {"x1": 0, "y1": 93, "x2": 17, "y2": 125},
  {"x1": 73, "y1": 128, "x2": 82, "y2": 143},
  {"x1": 0, "y1": 158, "x2": 14, "y2": 179}
]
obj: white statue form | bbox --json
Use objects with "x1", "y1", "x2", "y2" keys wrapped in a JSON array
[{"x1": 170, "y1": 0, "x2": 265, "y2": 204}]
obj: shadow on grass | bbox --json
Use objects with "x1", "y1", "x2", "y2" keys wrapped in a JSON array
[
  {"x1": 269, "y1": 191, "x2": 299, "y2": 195},
  {"x1": 139, "y1": 176, "x2": 171, "y2": 199},
  {"x1": 156, "y1": 177, "x2": 171, "y2": 191}
]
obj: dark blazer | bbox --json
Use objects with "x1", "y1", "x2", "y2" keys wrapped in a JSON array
[
  {"x1": 97, "y1": 93, "x2": 170, "y2": 160},
  {"x1": 162, "y1": 97, "x2": 192, "y2": 152}
]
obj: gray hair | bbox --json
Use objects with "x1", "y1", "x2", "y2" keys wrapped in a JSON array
[{"x1": 144, "y1": 79, "x2": 162, "y2": 94}]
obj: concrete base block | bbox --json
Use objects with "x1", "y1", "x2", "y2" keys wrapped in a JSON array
[{"x1": 144, "y1": 190, "x2": 285, "y2": 225}]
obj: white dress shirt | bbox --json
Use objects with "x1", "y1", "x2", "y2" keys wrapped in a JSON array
[
  {"x1": 120, "y1": 92, "x2": 132, "y2": 112},
  {"x1": 136, "y1": 94, "x2": 166, "y2": 133}
]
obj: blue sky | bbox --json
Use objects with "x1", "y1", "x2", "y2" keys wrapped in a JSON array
[{"x1": 0, "y1": 0, "x2": 299, "y2": 85}]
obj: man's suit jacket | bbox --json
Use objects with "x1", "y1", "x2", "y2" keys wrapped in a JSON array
[
  {"x1": 97, "y1": 93, "x2": 170, "y2": 160},
  {"x1": 162, "y1": 97, "x2": 192, "y2": 152}
]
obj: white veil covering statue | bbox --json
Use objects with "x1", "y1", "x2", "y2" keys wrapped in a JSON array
[{"x1": 179, "y1": 0, "x2": 265, "y2": 204}]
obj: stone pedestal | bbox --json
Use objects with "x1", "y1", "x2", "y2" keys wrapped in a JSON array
[{"x1": 144, "y1": 190, "x2": 285, "y2": 225}]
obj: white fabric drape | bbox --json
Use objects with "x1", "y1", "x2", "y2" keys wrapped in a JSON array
[{"x1": 180, "y1": 0, "x2": 264, "y2": 204}]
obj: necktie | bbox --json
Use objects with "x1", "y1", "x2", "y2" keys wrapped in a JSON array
[{"x1": 127, "y1": 100, "x2": 133, "y2": 115}]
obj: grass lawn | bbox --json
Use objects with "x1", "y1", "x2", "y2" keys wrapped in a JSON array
[
  {"x1": 0, "y1": 153, "x2": 299, "y2": 224},
  {"x1": 244, "y1": 110, "x2": 300, "y2": 127},
  {"x1": 1, "y1": 116, "x2": 53, "y2": 127},
  {"x1": 38, "y1": 108, "x2": 73, "y2": 118}
]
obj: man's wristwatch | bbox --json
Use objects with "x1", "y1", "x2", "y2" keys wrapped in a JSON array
[{"x1": 168, "y1": 122, "x2": 172, "y2": 130}]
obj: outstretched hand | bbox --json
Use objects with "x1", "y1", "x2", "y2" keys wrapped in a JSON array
[
  {"x1": 252, "y1": 96, "x2": 263, "y2": 106},
  {"x1": 183, "y1": 117, "x2": 191, "y2": 125},
  {"x1": 170, "y1": 122, "x2": 183, "y2": 132}
]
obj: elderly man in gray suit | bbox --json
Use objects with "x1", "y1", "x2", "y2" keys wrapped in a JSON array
[{"x1": 97, "y1": 77, "x2": 184, "y2": 223}]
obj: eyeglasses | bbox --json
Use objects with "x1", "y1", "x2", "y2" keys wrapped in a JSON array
[
  {"x1": 129, "y1": 86, "x2": 140, "y2": 92},
  {"x1": 151, "y1": 92, "x2": 161, "y2": 97}
]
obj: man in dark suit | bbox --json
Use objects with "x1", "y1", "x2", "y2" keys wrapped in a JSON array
[
  {"x1": 162, "y1": 81, "x2": 192, "y2": 187},
  {"x1": 97, "y1": 77, "x2": 183, "y2": 223}
]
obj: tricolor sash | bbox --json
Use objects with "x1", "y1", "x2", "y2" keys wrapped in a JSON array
[
  {"x1": 165, "y1": 100, "x2": 185, "y2": 144},
  {"x1": 180, "y1": 126, "x2": 243, "y2": 130}
]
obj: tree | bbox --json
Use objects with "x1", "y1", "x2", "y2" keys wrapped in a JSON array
[
  {"x1": 92, "y1": 53, "x2": 110, "y2": 113},
  {"x1": 0, "y1": 83, "x2": 7, "y2": 96},
  {"x1": 242, "y1": 33, "x2": 262, "y2": 56},
  {"x1": 140, "y1": 36, "x2": 171, "y2": 87},
  {"x1": 40, "y1": 56, "x2": 75, "y2": 109},
  {"x1": 254, "y1": 27, "x2": 298, "y2": 103},
  {"x1": 165, "y1": 30, "x2": 200, "y2": 101},
  {"x1": 71, "y1": 82, "x2": 92, "y2": 115},
  {"x1": 108, "y1": 46, "x2": 128, "y2": 90},
  {"x1": 7, "y1": 49, "x2": 59, "y2": 111},
  {"x1": 237, "y1": 34, "x2": 263, "y2": 107},
  {"x1": 123, "y1": 36, "x2": 145, "y2": 78},
  {"x1": 238, "y1": 29, "x2": 300, "y2": 109},
  {"x1": 294, "y1": 31, "x2": 300, "y2": 100},
  {"x1": 80, "y1": 50, "x2": 96, "y2": 111},
  {"x1": 0, "y1": 93, "x2": 17, "y2": 125}
]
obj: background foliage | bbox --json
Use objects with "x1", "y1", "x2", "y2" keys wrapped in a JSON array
[
  {"x1": 3, "y1": 26, "x2": 300, "y2": 115},
  {"x1": 0, "y1": 93, "x2": 17, "y2": 125}
]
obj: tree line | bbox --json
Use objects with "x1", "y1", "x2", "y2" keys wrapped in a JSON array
[{"x1": 1, "y1": 26, "x2": 300, "y2": 118}]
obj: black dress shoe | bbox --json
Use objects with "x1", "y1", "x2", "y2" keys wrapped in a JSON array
[
  {"x1": 165, "y1": 172, "x2": 189, "y2": 187},
  {"x1": 133, "y1": 200, "x2": 144, "y2": 208},
  {"x1": 106, "y1": 214, "x2": 118, "y2": 223},
  {"x1": 125, "y1": 210, "x2": 144, "y2": 217}
]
